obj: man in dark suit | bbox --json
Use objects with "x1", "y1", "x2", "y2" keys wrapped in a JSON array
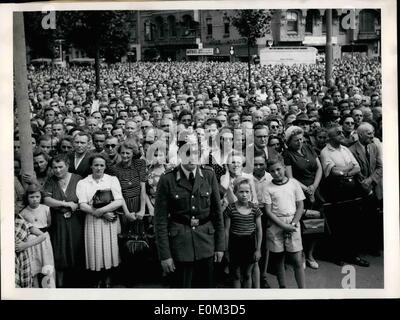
[
  {"x1": 350, "y1": 122, "x2": 383, "y2": 255},
  {"x1": 67, "y1": 132, "x2": 93, "y2": 178},
  {"x1": 154, "y1": 133, "x2": 225, "y2": 288},
  {"x1": 243, "y1": 122, "x2": 278, "y2": 174}
]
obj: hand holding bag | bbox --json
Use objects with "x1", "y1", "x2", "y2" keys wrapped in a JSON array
[
  {"x1": 301, "y1": 209, "x2": 329, "y2": 235},
  {"x1": 92, "y1": 189, "x2": 114, "y2": 208}
]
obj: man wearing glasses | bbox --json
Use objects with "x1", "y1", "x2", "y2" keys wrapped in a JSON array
[
  {"x1": 320, "y1": 124, "x2": 369, "y2": 267},
  {"x1": 102, "y1": 136, "x2": 121, "y2": 168}
]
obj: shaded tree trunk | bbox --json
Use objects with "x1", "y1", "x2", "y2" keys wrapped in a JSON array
[{"x1": 14, "y1": 12, "x2": 34, "y2": 177}]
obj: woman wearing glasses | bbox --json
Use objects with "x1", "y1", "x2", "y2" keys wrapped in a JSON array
[{"x1": 340, "y1": 116, "x2": 358, "y2": 147}]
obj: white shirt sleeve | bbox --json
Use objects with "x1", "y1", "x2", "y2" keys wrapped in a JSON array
[
  {"x1": 264, "y1": 184, "x2": 272, "y2": 205},
  {"x1": 110, "y1": 176, "x2": 123, "y2": 201},
  {"x1": 76, "y1": 179, "x2": 89, "y2": 204},
  {"x1": 320, "y1": 148, "x2": 335, "y2": 177},
  {"x1": 292, "y1": 179, "x2": 306, "y2": 202}
]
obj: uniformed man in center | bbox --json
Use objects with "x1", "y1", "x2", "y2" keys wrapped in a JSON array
[{"x1": 154, "y1": 131, "x2": 225, "y2": 288}]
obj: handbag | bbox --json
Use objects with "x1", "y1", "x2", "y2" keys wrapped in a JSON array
[
  {"x1": 92, "y1": 189, "x2": 114, "y2": 208},
  {"x1": 300, "y1": 209, "x2": 327, "y2": 235},
  {"x1": 120, "y1": 218, "x2": 151, "y2": 255}
]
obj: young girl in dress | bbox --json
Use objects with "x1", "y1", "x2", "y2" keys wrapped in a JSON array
[
  {"x1": 264, "y1": 157, "x2": 306, "y2": 288},
  {"x1": 224, "y1": 177, "x2": 263, "y2": 288},
  {"x1": 145, "y1": 142, "x2": 167, "y2": 217},
  {"x1": 20, "y1": 184, "x2": 55, "y2": 288}
]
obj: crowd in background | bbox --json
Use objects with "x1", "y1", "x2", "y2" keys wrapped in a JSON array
[{"x1": 14, "y1": 57, "x2": 383, "y2": 288}]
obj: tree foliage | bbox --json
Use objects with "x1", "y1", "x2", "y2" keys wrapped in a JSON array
[
  {"x1": 24, "y1": 12, "x2": 59, "y2": 58},
  {"x1": 57, "y1": 10, "x2": 133, "y2": 63},
  {"x1": 232, "y1": 9, "x2": 274, "y2": 46},
  {"x1": 24, "y1": 11, "x2": 133, "y2": 63}
]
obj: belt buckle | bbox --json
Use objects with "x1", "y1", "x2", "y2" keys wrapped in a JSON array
[{"x1": 190, "y1": 217, "x2": 199, "y2": 229}]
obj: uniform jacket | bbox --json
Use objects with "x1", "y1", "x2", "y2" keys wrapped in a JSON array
[
  {"x1": 349, "y1": 141, "x2": 383, "y2": 200},
  {"x1": 154, "y1": 165, "x2": 225, "y2": 262}
]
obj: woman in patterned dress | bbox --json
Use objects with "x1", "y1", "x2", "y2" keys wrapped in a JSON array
[{"x1": 76, "y1": 154, "x2": 124, "y2": 287}]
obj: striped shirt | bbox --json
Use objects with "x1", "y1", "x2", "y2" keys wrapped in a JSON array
[
  {"x1": 108, "y1": 159, "x2": 147, "y2": 199},
  {"x1": 224, "y1": 202, "x2": 262, "y2": 236}
]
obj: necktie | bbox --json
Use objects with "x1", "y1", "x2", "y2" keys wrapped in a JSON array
[
  {"x1": 189, "y1": 171, "x2": 195, "y2": 186},
  {"x1": 365, "y1": 144, "x2": 370, "y2": 171}
]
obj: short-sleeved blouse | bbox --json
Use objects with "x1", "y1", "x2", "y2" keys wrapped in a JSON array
[
  {"x1": 76, "y1": 174, "x2": 123, "y2": 205},
  {"x1": 283, "y1": 144, "x2": 318, "y2": 186}
]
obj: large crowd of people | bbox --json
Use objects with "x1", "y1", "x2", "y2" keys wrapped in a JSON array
[{"x1": 14, "y1": 57, "x2": 383, "y2": 288}]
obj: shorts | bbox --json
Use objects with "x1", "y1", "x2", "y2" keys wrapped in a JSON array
[
  {"x1": 266, "y1": 216, "x2": 302, "y2": 253},
  {"x1": 229, "y1": 232, "x2": 256, "y2": 266}
]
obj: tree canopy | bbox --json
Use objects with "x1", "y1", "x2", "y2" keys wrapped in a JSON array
[
  {"x1": 232, "y1": 9, "x2": 274, "y2": 46},
  {"x1": 24, "y1": 11, "x2": 134, "y2": 63}
]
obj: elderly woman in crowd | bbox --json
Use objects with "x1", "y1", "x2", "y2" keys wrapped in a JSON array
[{"x1": 283, "y1": 126, "x2": 323, "y2": 269}]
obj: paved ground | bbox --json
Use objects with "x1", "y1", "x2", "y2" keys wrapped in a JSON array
[
  {"x1": 114, "y1": 252, "x2": 383, "y2": 289},
  {"x1": 267, "y1": 254, "x2": 384, "y2": 289}
]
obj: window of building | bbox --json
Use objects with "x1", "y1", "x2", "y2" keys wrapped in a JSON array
[
  {"x1": 206, "y1": 17, "x2": 212, "y2": 36},
  {"x1": 223, "y1": 15, "x2": 230, "y2": 36},
  {"x1": 287, "y1": 11, "x2": 298, "y2": 32},
  {"x1": 155, "y1": 16, "x2": 164, "y2": 38},
  {"x1": 322, "y1": 13, "x2": 326, "y2": 34},
  {"x1": 359, "y1": 9, "x2": 376, "y2": 32},
  {"x1": 167, "y1": 16, "x2": 177, "y2": 37},
  {"x1": 305, "y1": 11, "x2": 315, "y2": 33},
  {"x1": 182, "y1": 15, "x2": 195, "y2": 37},
  {"x1": 144, "y1": 21, "x2": 153, "y2": 41}
]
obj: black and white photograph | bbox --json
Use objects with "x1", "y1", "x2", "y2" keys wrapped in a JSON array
[{"x1": 1, "y1": 0, "x2": 398, "y2": 300}]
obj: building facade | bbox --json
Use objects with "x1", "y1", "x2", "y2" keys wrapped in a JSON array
[
  {"x1": 29, "y1": 9, "x2": 381, "y2": 64},
  {"x1": 138, "y1": 10, "x2": 201, "y2": 61},
  {"x1": 271, "y1": 9, "x2": 381, "y2": 59}
]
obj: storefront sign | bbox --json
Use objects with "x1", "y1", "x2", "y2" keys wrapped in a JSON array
[{"x1": 186, "y1": 48, "x2": 214, "y2": 56}]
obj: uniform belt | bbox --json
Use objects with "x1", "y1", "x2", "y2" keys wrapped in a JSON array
[{"x1": 170, "y1": 214, "x2": 211, "y2": 227}]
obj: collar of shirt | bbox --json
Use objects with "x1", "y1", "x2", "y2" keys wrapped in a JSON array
[
  {"x1": 180, "y1": 164, "x2": 196, "y2": 180},
  {"x1": 326, "y1": 143, "x2": 343, "y2": 152},
  {"x1": 253, "y1": 173, "x2": 268, "y2": 183},
  {"x1": 88, "y1": 174, "x2": 106, "y2": 184}
]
